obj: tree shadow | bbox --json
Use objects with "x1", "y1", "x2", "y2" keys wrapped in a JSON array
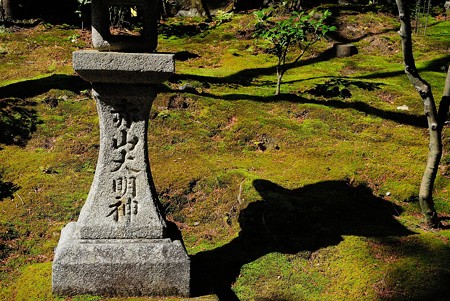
[
  {"x1": 171, "y1": 52, "x2": 449, "y2": 95},
  {"x1": 191, "y1": 179, "x2": 414, "y2": 300},
  {"x1": 355, "y1": 54, "x2": 450, "y2": 81},
  {"x1": 4, "y1": 0, "x2": 80, "y2": 25},
  {"x1": 372, "y1": 235, "x2": 450, "y2": 301},
  {"x1": 324, "y1": 4, "x2": 399, "y2": 44},
  {"x1": 168, "y1": 35, "x2": 450, "y2": 91},
  {"x1": 174, "y1": 51, "x2": 201, "y2": 61},
  {"x1": 0, "y1": 97, "x2": 40, "y2": 147},
  {"x1": 158, "y1": 21, "x2": 211, "y2": 38},
  {"x1": 159, "y1": 82, "x2": 426, "y2": 128},
  {"x1": 0, "y1": 74, "x2": 89, "y2": 99},
  {"x1": 0, "y1": 169, "x2": 19, "y2": 201},
  {"x1": 172, "y1": 46, "x2": 337, "y2": 87},
  {"x1": 0, "y1": 74, "x2": 85, "y2": 147},
  {"x1": 165, "y1": 46, "x2": 450, "y2": 130},
  {"x1": 305, "y1": 77, "x2": 385, "y2": 99},
  {"x1": 164, "y1": 54, "x2": 450, "y2": 130},
  {"x1": 328, "y1": 26, "x2": 397, "y2": 44}
]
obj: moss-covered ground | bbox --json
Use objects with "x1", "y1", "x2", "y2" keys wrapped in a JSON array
[{"x1": 1, "y1": 5, "x2": 450, "y2": 301}]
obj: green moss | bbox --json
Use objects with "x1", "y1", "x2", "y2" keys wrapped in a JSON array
[
  {"x1": 3, "y1": 262, "x2": 60, "y2": 301},
  {"x1": 382, "y1": 182, "x2": 418, "y2": 202},
  {"x1": 424, "y1": 20, "x2": 450, "y2": 46},
  {"x1": 234, "y1": 252, "x2": 328, "y2": 301},
  {"x1": 306, "y1": 237, "x2": 381, "y2": 301},
  {"x1": 378, "y1": 234, "x2": 450, "y2": 300},
  {"x1": 1, "y1": 10, "x2": 450, "y2": 301}
]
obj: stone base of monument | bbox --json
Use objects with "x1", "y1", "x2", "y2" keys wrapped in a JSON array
[{"x1": 53, "y1": 222, "x2": 190, "y2": 297}]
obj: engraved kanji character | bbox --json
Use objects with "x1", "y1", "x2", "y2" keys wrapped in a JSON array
[
  {"x1": 106, "y1": 200, "x2": 125, "y2": 221},
  {"x1": 113, "y1": 130, "x2": 127, "y2": 149},
  {"x1": 111, "y1": 149, "x2": 126, "y2": 172},
  {"x1": 111, "y1": 110, "x2": 131, "y2": 128}
]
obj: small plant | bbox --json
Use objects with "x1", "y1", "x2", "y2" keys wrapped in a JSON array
[
  {"x1": 306, "y1": 78, "x2": 383, "y2": 99},
  {"x1": 67, "y1": 33, "x2": 80, "y2": 43},
  {"x1": 254, "y1": 9, "x2": 336, "y2": 95},
  {"x1": 0, "y1": 45, "x2": 7, "y2": 54},
  {"x1": 215, "y1": 9, "x2": 233, "y2": 25}
]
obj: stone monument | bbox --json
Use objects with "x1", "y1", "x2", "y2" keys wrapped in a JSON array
[{"x1": 52, "y1": 0, "x2": 190, "y2": 297}]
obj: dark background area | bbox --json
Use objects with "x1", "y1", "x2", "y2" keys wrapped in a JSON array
[{"x1": 2, "y1": 0, "x2": 448, "y2": 26}]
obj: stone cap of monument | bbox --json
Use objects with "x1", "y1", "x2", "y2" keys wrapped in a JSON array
[
  {"x1": 91, "y1": 0, "x2": 158, "y2": 52},
  {"x1": 73, "y1": 50, "x2": 175, "y2": 84}
]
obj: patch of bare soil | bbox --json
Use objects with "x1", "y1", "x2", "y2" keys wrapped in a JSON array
[
  {"x1": 360, "y1": 35, "x2": 400, "y2": 55},
  {"x1": 332, "y1": 12, "x2": 401, "y2": 55},
  {"x1": 376, "y1": 90, "x2": 396, "y2": 104},
  {"x1": 334, "y1": 13, "x2": 397, "y2": 42},
  {"x1": 77, "y1": 29, "x2": 92, "y2": 48}
]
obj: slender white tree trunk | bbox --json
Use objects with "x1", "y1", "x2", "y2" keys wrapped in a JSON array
[
  {"x1": 275, "y1": 72, "x2": 282, "y2": 96},
  {"x1": 396, "y1": 0, "x2": 450, "y2": 228},
  {"x1": 4, "y1": 0, "x2": 11, "y2": 19},
  {"x1": 1, "y1": 0, "x2": 12, "y2": 20}
]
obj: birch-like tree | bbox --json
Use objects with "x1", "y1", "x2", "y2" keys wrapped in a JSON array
[
  {"x1": 0, "y1": 0, "x2": 13, "y2": 20},
  {"x1": 396, "y1": 0, "x2": 450, "y2": 228}
]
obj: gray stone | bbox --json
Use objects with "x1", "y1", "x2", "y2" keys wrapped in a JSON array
[
  {"x1": 53, "y1": 51, "x2": 190, "y2": 297},
  {"x1": 53, "y1": 222, "x2": 190, "y2": 297},
  {"x1": 76, "y1": 83, "x2": 166, "y2": 240},
  {"x1": 334, "y1": 43, "x2": 358, "y2": 58},
  {"x1": 73, "y1": 51, "x2": 175, "y2": 84},
  {"x1": 445, "y1": 1, "x2": 450, "y2": 10},
  {"x1": 176, "y1": 8, "x2": 203, "y2": 17},
  {"x1": 91, "y1": 0, "x2": 158, "y2": 52}
]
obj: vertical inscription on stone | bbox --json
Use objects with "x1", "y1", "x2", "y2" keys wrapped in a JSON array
[
  {"x1": 107, "y1": 176, "x2": 138, "y2": 222},
  {"x1": 108, "y1": 100, "x2": 140, "y2": 222}
]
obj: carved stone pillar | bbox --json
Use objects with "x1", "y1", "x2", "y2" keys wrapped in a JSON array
[{"x1": 52, "y1": 2, "x2": 190, "y2": 296}]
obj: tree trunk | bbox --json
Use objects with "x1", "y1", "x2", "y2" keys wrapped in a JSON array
[
  {"x1": 396, "y1": 0, "x2": 442, "y2": 228},
  {"x1": 1, "y1": 0, "x2": 12, "y2": 20},
  {"x1": 199, "y1": 0, "x2": 211, "y2": 20},
  {"x1": 418, "y1": 102, "x2": 442, "y2": 228},
  {"x1": 190, "y1": 0, "x2": 211, "y2": 19},
  {"x1": 275, "y1": 68, "x2": 282, "y2": 96}
]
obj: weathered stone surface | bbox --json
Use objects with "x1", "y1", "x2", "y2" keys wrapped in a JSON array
[
  {"x1": 53, "y1": 52, "x2": 190, "y2": 297},
  {"x1": 73, "y1": 51, "x2": 175, "y2": 84},
  {"x1": 76, "y1": 83, "x2": 166, "y2": 239},
  {"x1": 91, "y1": 0, "x2": 158, "y2": 52},
  {"x1": 53, "y1": 222, "x2": 190, "y2": 297}
]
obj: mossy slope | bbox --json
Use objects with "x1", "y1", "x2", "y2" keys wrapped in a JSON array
[{"x1": 1, "y1": 7, "x2": 450, "y2": 301}]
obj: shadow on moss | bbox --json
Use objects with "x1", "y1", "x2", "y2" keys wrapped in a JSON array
[
  {"x1": 0, "y1": 172, "x2": 19, "y2": 201},
  {"x1": 159, "y1": 83, "x2": 427, "y2": 128},
  {"x1": 191, "y1": 179, "x2": 413, "y2": 300},
  {"x1": 374, "y1": 235, "x2": 450, "y2": 301},
  {"x1": 305, "y1": 78, "x2": 384, "y2": 99},
  {"x1": 0, "y1": 98, "x2": 39, "y2": 147},
  {"x1": 159, "y1": 21, "x2": 211, "y2": 38},
  {"x1": 0, "y1": 74, "x2": 89, "y2": 100}
]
